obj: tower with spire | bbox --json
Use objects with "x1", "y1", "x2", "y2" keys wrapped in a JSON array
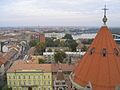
[
  {"x1": 69, "y1": 5, "x2": 120, "y2": 90},
  {"x1": 54, "y1": 65, "x2": 68, "y2": 90}
]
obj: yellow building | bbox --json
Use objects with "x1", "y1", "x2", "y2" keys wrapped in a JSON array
[{"x1": 7, "y1": 60, "x2": 52, "y2": 90}]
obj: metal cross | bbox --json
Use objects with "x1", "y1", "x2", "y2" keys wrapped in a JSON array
[{"x1": 102, "y1": 5, "x2": 109, "y2": 25}]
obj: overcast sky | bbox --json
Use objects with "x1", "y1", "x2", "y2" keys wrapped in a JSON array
[{"x1": 0, "y1": 0, "x2": 120, "y2": 27}]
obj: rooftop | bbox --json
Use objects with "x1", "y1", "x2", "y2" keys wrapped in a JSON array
[
  {"x1": 71, "y1": 26, "x2": 120, "y2": 90},
  {"x1": 7, "y1": 60, "x2": 75, "y2": 73}
]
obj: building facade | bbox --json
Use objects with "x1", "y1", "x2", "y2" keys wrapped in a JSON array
[
  {"x1": 7, "y1": 61, "x2": 53, "y2": 90},
  {"x1": 31, "y1": 33, "x2": 45, "y2": 43},
  {"x1": 7, "y1": 70, "x2": 52, "y2": 90},
  {"x1": 54, "y1": 68, "x2": 67, "y2": 90},
  {"x1": 43, "y1": 52, "x2": 85, "y2": 63}
]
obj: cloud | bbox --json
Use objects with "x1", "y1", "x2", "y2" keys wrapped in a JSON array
[{"x1": 0, "y1": 0, "x2": 120, "y2": 26}]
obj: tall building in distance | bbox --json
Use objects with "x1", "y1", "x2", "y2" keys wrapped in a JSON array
[
  {"x1": 31, "y1": 33, "x2": 45, "y2": 43},
  {"x1": 70, "y1": 5, "x2": 120, "y2": 90}
]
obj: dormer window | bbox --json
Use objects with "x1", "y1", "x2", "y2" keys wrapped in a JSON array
[
  {"x1": 114, "y1": 48, "x2": 119, "y2": 56},
  {"x1": 102, "y1": 48, "x2": 107, "y2": 57},
  {"x1": 89, "y1": 47, "x2": 95, "y2": 55},
  {"x1": 85, "y1": 82, "x2": 92, "y2": 90}
]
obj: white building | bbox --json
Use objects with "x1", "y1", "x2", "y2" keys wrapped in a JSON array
[
  {"x1": 43, "y1": 52, "x2": 55, "y2": 63},
  {"x1": 45, "y1": 32, "x2": 65, "y2": 39},
  {"x1": 72, "y1": 33, "x2": 97, "y2": 40},
  {"x1": 43, "y1": 52, "x2": 85, "y2": 63}
]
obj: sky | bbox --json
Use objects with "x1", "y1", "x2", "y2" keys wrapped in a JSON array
[{"x1": 0, "y1": 0, "x2": 120, "y2": 27}]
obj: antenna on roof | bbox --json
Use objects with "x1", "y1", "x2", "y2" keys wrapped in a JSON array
[{"x1": 102, "y1": 4, "x2": 109, "y2": 25}]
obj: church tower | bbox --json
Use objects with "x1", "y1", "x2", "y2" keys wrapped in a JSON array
[
  {"x1": 54, "y1": 65, "x2": 67, "y2": 90},
  {"x1": 70, "y1": 5, "x2": 120, "y2": 90}
]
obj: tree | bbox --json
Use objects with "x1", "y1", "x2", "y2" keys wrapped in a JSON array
[
  {"x1": 59, "y1": 41, "x2": 66, "y2": 47},
  {"x1": 81, "y1": 45, "x2": 88, "y2": 51},
  {"x1": 65, "y1": 39, "x2": 78, "y2": 51},
  {"x1": 45, "y1": 37, "x2": 55, "y2": 47},
  {"x1": 54, "y1": 39, "x2": 60, "y2": 47},
  {"x1": 29, "y1": 40, "x2": 38, "y2": 47},
  {"x1": 88, "y1": 39, "x2": 94, "y2": 44},
  {"x1": 54, "y1": 51, "x2": 66, "y2": 63},
  {"x1": 62, "y1": 34, "x2": 73, "y2": 40},
  {"x1": 35, "y1": 42, "x2": 46, "y2": 55}
]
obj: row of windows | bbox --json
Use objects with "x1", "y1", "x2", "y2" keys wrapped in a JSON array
[
  {"x1": 8, "y1": 75, "x2": 51, "y2": 79},
  {"x1": 89, "y1": 47, "x2": 120, "y2": 57},
  {"x1": 12, "y1": 87, "x2": 51, "y2": 90},
  {"x1": 8, "y1": 80, "x2": 51, "y2": 86}
]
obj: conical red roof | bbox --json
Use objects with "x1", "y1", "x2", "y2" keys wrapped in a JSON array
[{"x1": 72, "y1": 26, "x2": 120, "y2": 90}]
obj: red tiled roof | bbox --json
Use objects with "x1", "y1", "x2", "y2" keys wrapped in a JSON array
[
  {"x1": 7, "y1": 60, "x2": 75, "y2": 73},
  {"x1": 72, "y1": 26, "x2": 120, "y2": 90},
  {"x1": 0, "y1": 56, "x2": 5, "y2": 64},
  {"x1": 0, "y1": 60, "x2": 3, "y2": 65},
  {"x1": 27, "y1": 47, "x2": 36, "y2": 55},
  {"x1": 52, "y1": 64, "x2": 75, "y2": 72},
  {"x1": 0, "y1": 49, "x2": 18, "y2": 64}
]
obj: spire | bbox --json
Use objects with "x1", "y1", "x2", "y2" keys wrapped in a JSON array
[{"x1": 102, "y1": 5, "x2": 108, "y2": 25}]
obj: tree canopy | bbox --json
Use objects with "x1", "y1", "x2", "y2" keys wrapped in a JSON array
[
  {"x1": 62, "y1": 34, "x2": 73, "y2": 40},
  {"x1": 54, "y1": 51, "x2": 66, "y2": 63},
  {"x1": 65, "y1": 39, "x2": 78, "y2": 51},
  {"x1": 35, "y1": 42, "x2": 46, "y2": 55},
  {"x1": 45, "y1": 37, "x2": 55, "y2": 47}
]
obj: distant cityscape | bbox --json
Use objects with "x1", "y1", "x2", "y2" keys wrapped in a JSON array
[
  {"x1": 0, "y1": 24, "x2": 120, "y2": 90},
  {"x1": 0, "y1": 26, "x2": 120, "y2": 34},
  {"x1": 0, "y1": 0, "x2": 120, "y2": 90}
]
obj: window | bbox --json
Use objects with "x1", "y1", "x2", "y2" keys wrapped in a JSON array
[
  {"x1": 34, "y1": 76, "x2": 35, "y2": 79},
  {"x1": 48, "y1": 81, "x2": 50, "y2": 85},
  {"x1": 19, "y1": 81, "x2": 21, "y2": 85},
  {"x1": 44, "y1": 81, "x2": 46, "y2": 85},
  {"x1": 34, "y1": 80, "x2": 36, "y2": 85},
  {"x1": 24, "y1": 81, "x2": 26, "y2": 85},
  {"x1": 13, "y1": 76, "x2": 15, "y2": 79},
  {"x1": 29, "y1": 76, "x2": 30, "y2": 79},
  {"x1": 89, "y1": 47, "x2": 95, "y2": 55},
  {"x1": 14, "y1": 81, "x2": 16, "y2": 85},
  {"x1": 39, "y1": 81, "x2": 41, "y2": 85},
  {"x1": 18, "y1": 76, "x2": 21, "y2": 79},
  {"x1": 58, "y1": 87, "x2": 64, "y2": 90},
  {"x1": 102, "y1": 48, "x2": 107, "y2": 57},
  {"x1": 62, "y1": 82, "x2": 65, "y2": 84},
  {"x1": 48, "y1": 76, "x2": 49, "y2": 78},
  {"x1": 14, "y1": 87, "x2": 16, "y2": 90},
  {"x1": 114, "y1": 48, "x2": 119, "y2": 56},
  {"x1": 9, "y1": 81, "x2": 12, "y2": 86},
  {"x1": 85, "y1": 82, "x2": 92, "y2": 90},
  {"x1": 44, "y1": 76, "x2": 45, "y2": 79},
  {"x1": 28, "y1": 80, "x2": 31, "y2": 84},
  {"x1": 34, "y1": 87, "x2": 36, "y2": 90},
  {"x1": 23, "y1": 76, "x2": 25, "y2": 79}
]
